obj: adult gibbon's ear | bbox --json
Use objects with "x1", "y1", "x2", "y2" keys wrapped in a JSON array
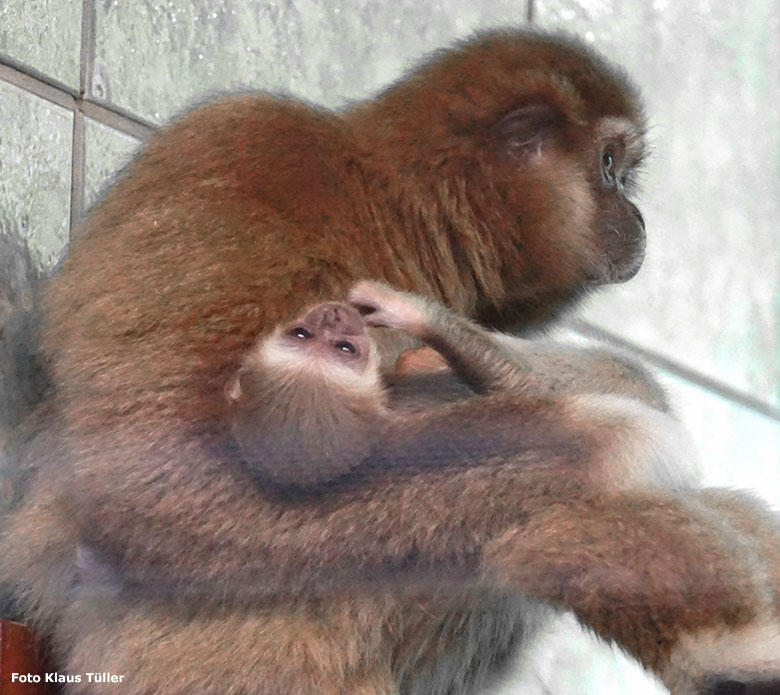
[{"x1": 493, "y1": 103, "x2": 560, "y2": 159}]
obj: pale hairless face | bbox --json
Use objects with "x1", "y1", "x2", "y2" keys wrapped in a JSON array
[{"x1": 277, "y1": 302, "x2": 374, "y2": 373}]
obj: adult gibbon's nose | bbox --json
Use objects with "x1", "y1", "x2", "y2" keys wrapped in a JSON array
[{"x1": 628, "y1": 200, "x2": 645, "y2": 232}]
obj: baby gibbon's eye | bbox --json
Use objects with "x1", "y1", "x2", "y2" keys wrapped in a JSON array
[
  {"x1": 334, "y1": 340, "x2": 357, "y2": 354},
  {"x1": 290, "y1": 327, "x2": 313, "y2": 339}
]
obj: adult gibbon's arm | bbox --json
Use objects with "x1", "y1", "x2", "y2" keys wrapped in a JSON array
[{"x1": 65, "y1": 284, "x2": 695, "y2": 607}]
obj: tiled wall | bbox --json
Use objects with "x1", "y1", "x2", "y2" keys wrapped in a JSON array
[{"x1": 1, "y1": 2, "x2": 778, "y2": 694}]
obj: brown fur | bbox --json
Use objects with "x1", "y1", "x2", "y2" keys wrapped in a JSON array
[{"x1": 2, "y1": 29, "x2": 777, "y2": 695}]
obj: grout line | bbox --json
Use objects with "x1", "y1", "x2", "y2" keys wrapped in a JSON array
[
  {"x1": 69, "y1": 111, "x2": 86, "y2": 238},
  {"x1": 0, "y1": 54, "x2": 79, "y2": 96},
  {"x1": 68, "y1": 0, "x2": 94, "y2": 240},
  {"x1": 569, "y1": 318, "x2": 780, "y2": 423},
  {"x1": 0, "y1": 62, "x2": 76, "y2": 110},
  {"x1": 78, "y1": 99, "x2": 154, "y2": 139},
  {"x1": 0, "y1": 59, "x2": 154, "y2": 140},
  {"x1": 80, "y1": 0, "x2": 96, "y2": 98}
]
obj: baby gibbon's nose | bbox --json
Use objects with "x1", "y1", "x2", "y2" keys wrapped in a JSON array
[{"x1": 316, "y1": 303, "x2": 364, "y2": 335}]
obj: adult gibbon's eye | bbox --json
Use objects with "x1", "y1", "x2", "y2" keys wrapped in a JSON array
[
  {"x1": 290, "y1": 327, "x2": 312, "y2": 339},
  {"x1": 601, "y1": 148, "x2": 617, "y2": 185},
  {"x1": 335, "y1": 340, "x2": 357, "y2": 354}
]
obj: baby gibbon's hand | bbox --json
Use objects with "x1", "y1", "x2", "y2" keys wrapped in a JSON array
[{"x1": 348, "y1": 281, "x2": 429, "y2": 336}]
